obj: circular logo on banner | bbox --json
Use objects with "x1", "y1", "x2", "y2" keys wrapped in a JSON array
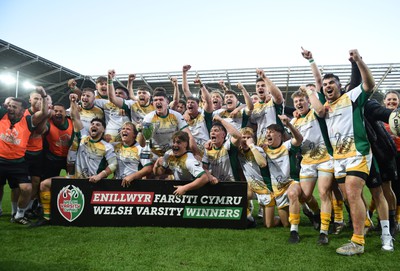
[{"x1": 57, "y1": 185, "x2": 85, "y2": 222}]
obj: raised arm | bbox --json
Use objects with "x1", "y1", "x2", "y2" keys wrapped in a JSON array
[
  {"x1": 31, "y1": 87, "x2": 49, "y2": 127},
  {"x1": 107, "y1": 69, "x2": 124, "y2": 108},
  {"x1": 303, "y1": 86, "x2": 326, "y2": 117},
  {"x1": 169, "y1": 77, "x2": 180, "y2": 110},
  {"x1": 213, "y1": 114, "x2": 242, "y2": 147},
  {"x1": 256, "y1": 69, "x2": 283, "y2": 104},
  {"x1": 301, "y1": 47, "x2": 322, "y2": 91},
  {"x1": 237, "y1": 82, "x2": 253, "y2": 112},
  {"x1": 200, "y1": 83, "x2": 212, "y2": 113},
  {"x1": 127, "y1": 74, "x2": 138, "y2": 101},
  {"x1": 247, "y1": 137, "x2": 267, "y2": 168},
  {"x1": 182, "y1": 65, "x2": 193, "y2": 98},
  {"x1": 69, "y1": 93, "x2": 83, "y2": 132},
  {"x1": 218, "y1": 80, "x2": 229, "y2": 93},
  {"x1": 182, "y1": 127, "x2": 200, "y2": 157},
  {"x1": 68, "y1": 79, "x2": 82, "y2": 100},
  {"x1": 349, "y1": 49, "x2": 375, "y2": 92},
  {"x1": 278, "y1": 114, "x2": 303, "y2": 147}
]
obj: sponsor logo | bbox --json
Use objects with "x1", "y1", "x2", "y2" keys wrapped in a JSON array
[{"x1": 57, "y1": 185, "x2": 85, "y2": 222}]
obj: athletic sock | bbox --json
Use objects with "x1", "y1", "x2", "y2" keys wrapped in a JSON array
[
  {"x1": 332, "y1": 199, "x2": 344, "y2": 223},
  {"x1": 14, "y1": 206, "x2": 27, "y2": 219},
  {"x1": 380, "y1": 220, "x2": 391, "y2": 236},
  {"x1": 289, "y1": 213, "x2": 300, "y2": 231},
  {"x1": 396, "y1": 206, "x2": 400, "y2": 223},
  {"x1": 351, "y1": 234, "x2": 365, "y2": 246},
  {"x1": 290, "y1": 224, "x2": 299, "y2": 232},
  {"x1": 320, "y1": 212, "x2": 331, "y2": 233},
  {"x1": 40, "y1": 191, "x2": 51, "y2": 220}
]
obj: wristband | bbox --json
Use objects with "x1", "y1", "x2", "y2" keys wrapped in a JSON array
[
  {"x1": 107, "y1": 80, "x2": 113, "y2": 84},
  {"x1": 102, "y1": 170, "x2": 107, "y2": 178},
  {"x1": 249, "y1": 143, "x2": 255, "y2": 150},
  {"x1": 42, "y1": 95, "x2": 48, "y2": 98},
  {"x1": 309, "y1": 59, "x2": 314, "y2": 64}
]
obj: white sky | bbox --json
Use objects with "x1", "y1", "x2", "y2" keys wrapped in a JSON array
[{"x1": 1, "y1": 0, "x2": 399, "y2": 76}]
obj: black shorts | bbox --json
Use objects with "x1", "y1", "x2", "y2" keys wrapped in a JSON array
[
  {"x1": 42, "y1": 157, "x2": 67, "y2": 179},
  {"x1": 25, "y1": 151, "x2": 44, "y2": 177},
  {"x1": 0, "y1": 160, "x2": 30, "y2": 189},
  {"x1": 366, "y1": 158, "x2": 382, "y2": 189}
]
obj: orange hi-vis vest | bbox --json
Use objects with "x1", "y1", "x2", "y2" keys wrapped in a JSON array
[
  {"x1": 25, "y1": 108, "x2": 43, "y2": 152},
  {"x1": 45, "y1": 118, "x2": 73, "y2": 158},
  {"x1": 0, "y1": 113, "x2": 32, "y2": 160}
]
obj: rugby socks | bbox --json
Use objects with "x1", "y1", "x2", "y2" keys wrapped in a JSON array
[
  {"x1": 320, "y1": 212, "x2": 331, "y2": 234},
  {"x1": 289, "y1": 213, "x2": 300, "y2": 232},
  {"x1": 380, "y1": 220, "x2": 390, "y2": 236},
  {"x1": 40, "y1": 191, "x2": 51, "y2": 220},
  {"x1": 332, "y1": 199, "x2": 344, "y2": 223},
  {"x1": 14, "y1": 206, "x2": 27, "y2": 219},
  {"x1": 351, "y1": 234, "x2": 365, "y2": 246}
]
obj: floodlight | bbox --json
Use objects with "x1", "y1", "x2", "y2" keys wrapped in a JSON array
[
  {"x1": 23, "y1": 81, "x2": 36, "y2": 90},
  {"x1": 0, "y1": 74, "x2": 16, "y2": 85}
]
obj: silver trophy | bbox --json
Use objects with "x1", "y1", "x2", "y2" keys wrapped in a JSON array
[{"x1": 140, "y1": 122, "x2": 154, "y2": 159}]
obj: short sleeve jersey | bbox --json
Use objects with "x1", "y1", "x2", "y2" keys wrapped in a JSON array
[
  {"x1": 162, "y1": 150, "x2": 205, "y2": 181},
  {"x1": 250, "y1": 100, "x2": 283, "y2": 146},
  {"x1": 186, "y1": 111, "x2": 212, "y2": 154},
  {"x1": 113, "y1": 141, "x2": 152, "y2": 179},
  {"x1": 324, "y1": 84, "x2": 371, "y2": 159},
  {"x1": 202, "y1": 140, "x2": 236, "y2": 182},
  {"x1": 213, "y1": 107, "x2": 248, "y2": 131},
  {"x1": 238, "y1": 146, "x2": 266, "y2": 182},
  {"x1": 94, "y1": 99, "x2": 130, "y2": 136},
  {"x1": 75, "y1": 135, "x2": 116, "y2": 178},
  {"x1": 123, "y1": 100, "x2": 155, "y2": 124},
  {"x1": 291, "y1": 108, "x2": 331, "y2": 165},
  {"x1": 79, "y1": 105, "x2": 104, "y2": 137},
  {"x1": 263, "y1": 140, "x2": 299, "y2": 197},
  {"x1": 142, "y1": 109, "x2": 188, "y2": 156}
]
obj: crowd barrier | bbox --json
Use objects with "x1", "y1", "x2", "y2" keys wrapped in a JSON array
[{"x1": 51, "y1": 179, "x2": 248, "y2": 229}]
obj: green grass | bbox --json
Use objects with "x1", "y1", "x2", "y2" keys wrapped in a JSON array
[{"x1": 0, "y1": 186, "x2": 399, "y2": 271}]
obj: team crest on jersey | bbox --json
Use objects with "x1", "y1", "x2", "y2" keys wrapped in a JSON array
[{"x1": 57, "y1": 185, "x2": 85, "y2": 222}]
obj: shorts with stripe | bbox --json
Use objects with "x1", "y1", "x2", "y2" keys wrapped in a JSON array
[{"x1": 335, "y1": 153, "x2": 372, "y2": 183}]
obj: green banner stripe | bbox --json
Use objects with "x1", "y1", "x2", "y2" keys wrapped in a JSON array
[{"x1": 183, "y1": 206, "x2": 242, "y2": 220}]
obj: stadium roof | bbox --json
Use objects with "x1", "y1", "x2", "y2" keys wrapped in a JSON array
[{"x1": 1, "y1": 38, "x2": 399, "y2": 107}]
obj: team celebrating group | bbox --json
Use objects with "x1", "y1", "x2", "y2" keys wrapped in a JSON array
[{"x1": 1, "y1": 48, "x2": 399, "y2": 256}]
